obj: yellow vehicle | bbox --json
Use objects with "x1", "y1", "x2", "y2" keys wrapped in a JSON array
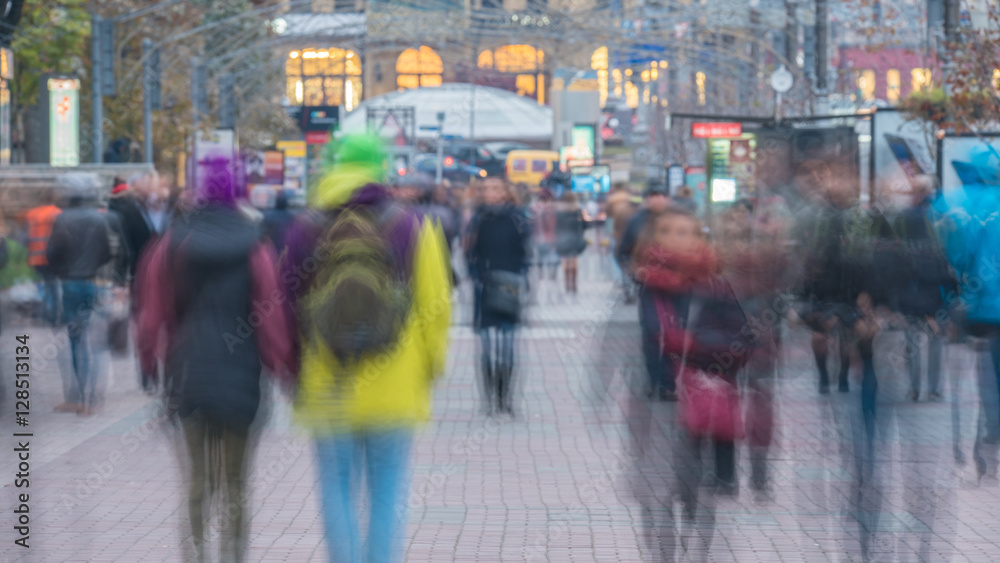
[{"x1": 505, "y1": 150, "x2": 560, "y2": 187}]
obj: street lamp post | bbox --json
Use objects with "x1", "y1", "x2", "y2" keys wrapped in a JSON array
[
  {"x1": 814, "y1": 0, "x2": 829, "y2": 115},
  {"x1": 91, "y1": 14, "x2": 103, "y2": 163},
  {"x1": 435, "y1": 111, "x2": 445, "y2": 184},
  {"x1": 89, "y1": 0, "x2": 188, "y2": 164},
  {"x1": 191, "y1": 56, "x2": 203, "y2": 188},
  {"x1": 142, "y1": 38, "x2": 154, "y2": 163}
]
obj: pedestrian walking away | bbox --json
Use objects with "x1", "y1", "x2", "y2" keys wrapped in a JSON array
[
  {"x1": 555, "y1": 191, "x2": 587, "y2": 295},
  {"x1": 45, "y1": 173, "x2": 122, "y2": 416},
  {"x1": 619, "y1": 181, "x2": 674, "y2": 399},
  {"x1": 283, "y1": 133, "x2": 452, "y2": 563},
  {"x1": 21, "y1": 187, "x2": 62, "y2": 325},
  {"x1": 136, "y1": 153, "x2": 295, "y2": 563}
]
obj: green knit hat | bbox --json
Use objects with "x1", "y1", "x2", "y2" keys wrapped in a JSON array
[{"x1": 323, "y1": 133, "x2": 386, "y2": 181}]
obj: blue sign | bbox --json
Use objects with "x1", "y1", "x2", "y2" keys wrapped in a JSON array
[
  {"x1": 621, "y1": 43, "x2": 669, "y2": 66},
  {"x1": 570, "y1": 164, "x2": 611, "y2": 193}
]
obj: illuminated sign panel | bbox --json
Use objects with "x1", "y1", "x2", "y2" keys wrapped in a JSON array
[
  {"x1": 48, "y1": 78, "x2": 80, "y2": 167},
  {"x1": 691, "y1": 122, "x2": 742, "y2": 138},
  {"x1": 0, "y1": 48, "x2": 13, "y2": 80}
]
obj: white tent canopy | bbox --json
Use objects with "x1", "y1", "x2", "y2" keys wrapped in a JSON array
[{"x1": 339, "y1": 83, "x2": 553, "y2": 142}]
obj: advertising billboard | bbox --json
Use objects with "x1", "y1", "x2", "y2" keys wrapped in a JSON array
[
  {"x1": 691, "y1": 122, "x2": 742, "y2": 138},
  {"x1": 0, "y1": 79, "x2": 9, "y2": 165},
  {"x1": 570, "y1": 164, "x2": 611, "y2": 193},
  {"x1": 246, "y1": 149, "x2": 286, "y2": 207},
  {"x1": 193, "y1": 128, "x2": 236, "y2": 189},
  {"x1": 263, "y1": 151, "x2": 284, "y2": 185},
  {"x1": 563, "y1": 124, "x2": 596, "y2": 168},
  {"x1": 277, "y1": 140, "x2": 307, "y2": 191},
  {"x1": 48, "y1": 77, "x2": 80, "y2": 167},
  {"x1": 667, "y1": 164, "x2": 686, "y2": 192},
  {"x1": 0, "y1": 47, "x2": 12, "y2": 165},
  {"x1": 245, "y1": 150, "x2": 284, "y2": 186},
  {"x1": 301, "y1": 105, "x2": 341, "y2": 132},
  {"x1": 871, "y1": 108, "x2": 934, "y2": 207},
  {"x1": 938, "y1": 135, "x2": 1000, "y2": 194},
  {"x1": 706, "y1": 133, "x2": 756, "y2": 204}
]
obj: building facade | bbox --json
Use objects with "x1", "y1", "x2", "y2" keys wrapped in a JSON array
[{"x1": 274, "y1": 0, "x2": 798, "y2": 116}]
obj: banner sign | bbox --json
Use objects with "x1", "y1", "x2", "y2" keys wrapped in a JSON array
[
  {"x1": 692, "y1": 122, "x2": 742, "y2": 138},
  {"x1": 48, "y1": 78, "x2": 80, "y2": 167}
]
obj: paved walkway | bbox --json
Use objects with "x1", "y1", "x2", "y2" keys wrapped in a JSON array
[{"x1": 0, "y1": 250, "x2": 998, "y2": 562}]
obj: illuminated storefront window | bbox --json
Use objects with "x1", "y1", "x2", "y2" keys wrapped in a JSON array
[
  {"x1": 591, "y1": 46, "x2": 608, "y2": 108},
  {"x1": 911, "y1": 68, "x2": 932, "y2": 93},
  {"x1": 625, "y1": 82, "x2": 639, "y2": 109},
  {"x1": 886, "y1": 69, "x2": 900, "y2": 103},
  {"x1": 396, "y1": 46, "x2": 443, "y2": 91},
  {"x1": 857, "y1": 69, "x2": 875, "y2": 102},
  {"x1": 696, "y1": 71, "x2": 706, "y2": 106},
  {"x1": 478, "y1": 44, "x2": 546, "y2": 103},
  {"x1": 286, "y1": 48, "x2": 362, "y2": 110}
]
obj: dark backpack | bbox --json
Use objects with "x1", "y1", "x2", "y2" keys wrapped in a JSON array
[{"x1": 301, "y1": 204, "x2": 411, "y2": 369}]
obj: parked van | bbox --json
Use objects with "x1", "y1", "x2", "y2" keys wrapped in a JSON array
[{"x1": 505, "y1": 150, "x2": 560, "y2": 186}]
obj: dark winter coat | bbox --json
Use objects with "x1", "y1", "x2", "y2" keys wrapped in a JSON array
[
  {"x1": 161, "y1": 207, "x2": 267, "y2": 431},
  {"x1": 888, "y1": 202, "x2": 956, "y2": 317},
  {"x1": 262, "y1": 200, "x2": 297, "y2": 254},
  {"x1": 653, "y1": 278, "x2": 751, "y2": 379},
  {"x1": 555, "y1": 207, "x2": 587, "y2": 257},
  {"x1": 466, "y1": 204, "x2": 530, "y2": 328},
  {"x1": 46, "y1": 207, "x2": 114, "y2": 280},
  {"x1": 108, "y1": 192, "x2": 154, "y2": 280},
  {"x1": 617, "y1": 208, "x2": 653, "y2": 273}
]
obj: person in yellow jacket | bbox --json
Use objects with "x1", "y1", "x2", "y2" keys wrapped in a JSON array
[{"x1": 281, "y1": 134, "x2": 451, "y2": 563}]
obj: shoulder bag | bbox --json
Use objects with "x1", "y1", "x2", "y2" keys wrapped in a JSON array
[{"x1": 674, "y1": 298, "x2": 744, "y2": 442}]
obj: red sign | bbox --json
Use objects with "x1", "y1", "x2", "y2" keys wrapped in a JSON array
[
  {"x1": 691, "y1": 122, "x2": 742, "y2": 138},
  {"x1": 305, "y1": 131, "x2": 331, "y2": 145}
]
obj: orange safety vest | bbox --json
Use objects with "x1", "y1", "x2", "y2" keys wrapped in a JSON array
[{"x1": 22, "y1": 204, "x2": 61, "y2": 267}]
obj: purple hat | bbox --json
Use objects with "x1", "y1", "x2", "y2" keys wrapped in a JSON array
[{"x1": 197, "y1": 151, "x2": 246, "y2": 206}]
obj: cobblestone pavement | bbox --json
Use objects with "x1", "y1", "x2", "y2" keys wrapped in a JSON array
[{"x1": 0, "y1": 250, "x2": 999, "y2": 562}]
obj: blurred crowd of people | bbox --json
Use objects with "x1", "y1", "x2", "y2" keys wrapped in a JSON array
[
  {"x1": 7, "y1": 171, "x2": 176, "y2": 415},
  {"x1": 599, "y1": 146, "x2": 1000, "y2": 562},
  {"x1": 8, "y1": 134, "x2": 1000, "y2": 563}
]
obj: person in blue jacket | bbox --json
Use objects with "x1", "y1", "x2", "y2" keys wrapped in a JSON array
[{"x1": 933, "y1": 144, "x2": 1000, "y2": 475}]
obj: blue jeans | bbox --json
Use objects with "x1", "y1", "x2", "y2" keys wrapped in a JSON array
[
  {"x1": 905, "y1": 317, "x2": 943, "y2": 396},
  {"x1": 36, "y1": 266, "x2": 60, "y2": 325},
  {"x1": 479, "y1": 324, "x2": 516, "y2": 410},
  {"x1": 609, "y1": 237, "x2": 623, "y2": 283},
  {"x1": 315, "y1": 428, "x2": 414, "y2": 563},
  {"x1": 639, "y1": 289, "x2": 674, "y2": 393},
  {"x1": 62, "y1": 280, "x2": 98, "y2": 407}
]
